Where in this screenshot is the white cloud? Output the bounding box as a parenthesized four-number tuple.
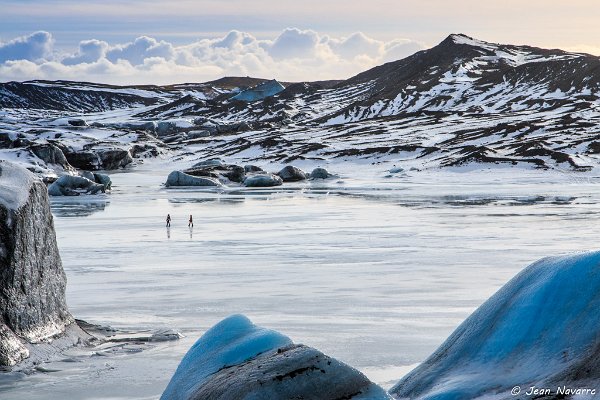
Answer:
(0, 29, 426, 85)
(63, 39, 108, 65)
(0, 31, 54, 63)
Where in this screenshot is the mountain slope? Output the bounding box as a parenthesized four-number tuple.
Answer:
(2, 34, 600, 173)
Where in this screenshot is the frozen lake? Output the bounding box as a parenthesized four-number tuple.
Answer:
(3, 163, 600, 399)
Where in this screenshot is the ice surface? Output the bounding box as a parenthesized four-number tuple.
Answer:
(2, 160, 600, 398)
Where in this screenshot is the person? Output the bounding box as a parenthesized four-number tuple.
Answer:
(188, 214, 193, 228)
(166, 214, 171, 227)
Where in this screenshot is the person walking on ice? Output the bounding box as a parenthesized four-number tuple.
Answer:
(166, 214, 171, 227)
(188, 214, 193, 228)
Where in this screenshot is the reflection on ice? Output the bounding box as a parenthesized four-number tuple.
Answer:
(50, 197, 109, 217)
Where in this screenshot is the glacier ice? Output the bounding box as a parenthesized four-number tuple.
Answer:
(391, 251, 600, 399)
(161, 314, 391, 400)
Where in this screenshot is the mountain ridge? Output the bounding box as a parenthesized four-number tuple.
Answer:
(1, 33, 600, 173)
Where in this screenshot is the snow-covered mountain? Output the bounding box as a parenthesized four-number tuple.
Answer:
(2, 33, 600, 175)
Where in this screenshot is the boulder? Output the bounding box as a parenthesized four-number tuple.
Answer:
(309, 167, 332, 179)
(161, 315, 391, 400)
(48, 175, 106, 196)
(0, 161, 87, 366)
(243, 174, 283, 187)
(276, 165, 307, 182)
(165, 171, 222, 187)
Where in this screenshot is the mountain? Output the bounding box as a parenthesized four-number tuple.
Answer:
(2, 34, 600, 174)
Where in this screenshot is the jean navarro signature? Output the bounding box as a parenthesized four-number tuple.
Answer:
(523, 386, 596, 396)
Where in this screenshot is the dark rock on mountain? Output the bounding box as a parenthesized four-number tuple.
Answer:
(0, 81, 161, 112)
(0, 161, 89, 366)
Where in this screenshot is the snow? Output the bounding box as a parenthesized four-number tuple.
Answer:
(0, 160, 35, 211)
(392, 251, 600, 399)
(160, 314, 292, 400)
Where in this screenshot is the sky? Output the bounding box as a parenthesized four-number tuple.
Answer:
(0, 0, 599, 85)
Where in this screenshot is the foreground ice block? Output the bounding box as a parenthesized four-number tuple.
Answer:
(391, 251, 600, 399)
(0, 161, 88, 366)
(161, 314, 391, 400)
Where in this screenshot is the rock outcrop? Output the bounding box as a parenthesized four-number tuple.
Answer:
(0, 161, 87, 366)
(161, 315, 391, 400)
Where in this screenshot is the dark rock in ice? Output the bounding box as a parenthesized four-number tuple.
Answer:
(0, 161, 88, 366)
(80, 171, 112, 191)
(156, 121, 177, 136)
(184, 160, 246, 184)
(63, 150, 97, 170)
(191, 158, 224, 168)
(92, 173, 111, 190)
(244, 164, 265, 173)
(309, 167, 332, 179)
(243, 173, 283, 187)
(223, 165, 245, 183)
(277, 165, 307, 182)
(29, 143, 73, 171)
(64, 148, 132, 170)
(97, 148, 133, 170)
(130, 143, 160, 158)
(67, 119, 88, 127)
(161, 315, 390, 400)
(186, 130, 210, 140)
(47, 175, 106, 196)
(165, 171, 222, 187)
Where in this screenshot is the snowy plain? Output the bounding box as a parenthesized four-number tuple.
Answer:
(2, 159, 600, 399)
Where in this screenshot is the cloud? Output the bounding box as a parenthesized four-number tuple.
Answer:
(106, 36, 174, 65)
(0, 31, 54, 63)
(63, 39, 108, 65)
(0, 29, 426, 85)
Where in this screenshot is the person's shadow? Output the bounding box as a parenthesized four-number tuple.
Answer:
(189, 226, 193, 239)
(166, 226, 171, 239)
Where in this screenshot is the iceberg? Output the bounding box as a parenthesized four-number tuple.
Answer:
(161, 314, 391, 400)
(391, 251, 600, 399)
